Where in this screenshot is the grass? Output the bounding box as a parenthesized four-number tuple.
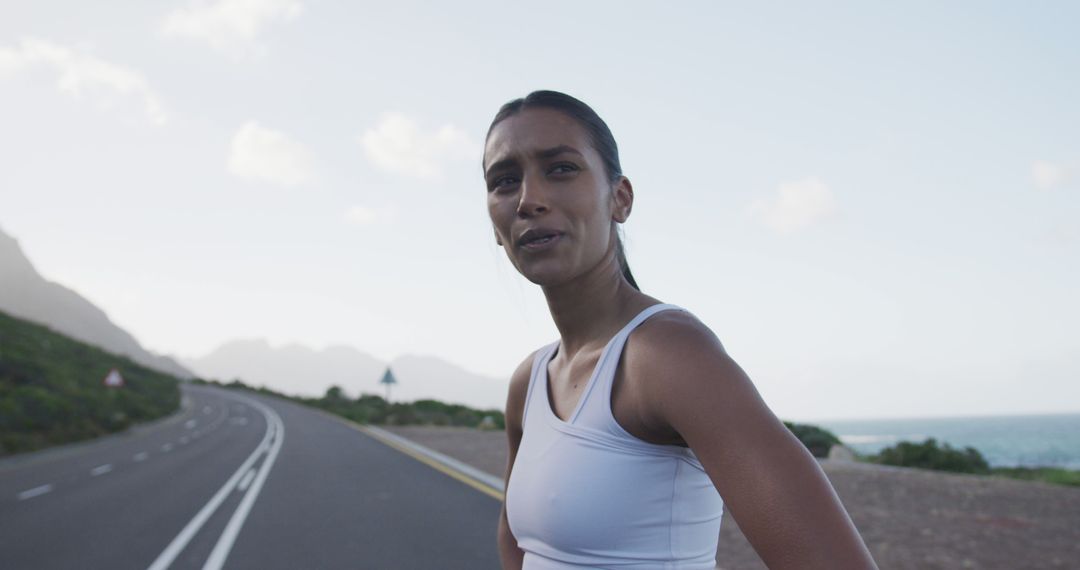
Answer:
(0, 309, 181, 456)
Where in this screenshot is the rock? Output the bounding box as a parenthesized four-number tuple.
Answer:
(828, 443, 858, 462)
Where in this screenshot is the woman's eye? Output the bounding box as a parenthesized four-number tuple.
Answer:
(490, 175, 519, 192)
(548, 163, 579, 176)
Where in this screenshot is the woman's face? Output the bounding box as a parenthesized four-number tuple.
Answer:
(484, 107, 631, 286)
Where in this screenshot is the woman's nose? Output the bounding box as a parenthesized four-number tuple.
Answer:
(516, 175, 549, 218)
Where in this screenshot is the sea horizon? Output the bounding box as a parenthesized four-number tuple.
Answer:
(809, 412, 1080, 469)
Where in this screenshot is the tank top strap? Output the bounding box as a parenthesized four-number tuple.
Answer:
(522, 340, 560, 429)
(575, 303, 685, 434)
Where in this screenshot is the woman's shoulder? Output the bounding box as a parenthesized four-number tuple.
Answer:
(622, 306, 743, 404)
(628, 306, 728, 364)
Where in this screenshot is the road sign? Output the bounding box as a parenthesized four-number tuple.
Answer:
(379, 368, 397, 402)
(103, 368, 125, 388)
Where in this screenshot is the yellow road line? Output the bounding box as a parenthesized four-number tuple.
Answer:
(324, 412, 504, 501)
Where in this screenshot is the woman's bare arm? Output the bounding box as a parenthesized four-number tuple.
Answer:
(498, 352, 534, 570)
(630, 317, 877, 569)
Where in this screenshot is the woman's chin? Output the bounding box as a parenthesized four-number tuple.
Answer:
(517, 264, 572, 287)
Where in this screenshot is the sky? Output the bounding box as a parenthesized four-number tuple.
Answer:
(1, 1, 1077, 421)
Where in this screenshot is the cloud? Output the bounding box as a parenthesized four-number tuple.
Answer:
(228, 121, 314, 186)
(359, 112, 478, 181)
(1032, 159, 1073, 190)
(747, 177, 836, 233)
(0, 37, 167, 125)
(161, 0, 303, 58)
(344, 205, 396, 226)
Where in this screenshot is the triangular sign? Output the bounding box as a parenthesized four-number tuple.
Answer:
(103, 368, 125, 388)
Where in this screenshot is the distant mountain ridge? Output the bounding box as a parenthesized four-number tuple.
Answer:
(0, 227, 193, 379)
(184, 340, 508, 410)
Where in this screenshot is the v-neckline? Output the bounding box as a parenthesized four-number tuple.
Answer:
(541, 304, 668, 426)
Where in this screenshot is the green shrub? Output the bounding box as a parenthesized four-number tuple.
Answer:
(209, 378, 507, 430)
(783, 421, 842, 458)
(872, 437, 990, 474)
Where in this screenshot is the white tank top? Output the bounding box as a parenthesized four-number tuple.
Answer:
(506, 303, 724, 569)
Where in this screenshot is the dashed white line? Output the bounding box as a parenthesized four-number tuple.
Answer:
(185, 419, 198, 429)
(203, 406, 212, 415)
(179, 436, 190, 445)
(133, 452, 149, 462)
(17, 484, 53, 501)
(162, 443, 174, 452)
(90, 464, 113, 477)
(237, 468, 257, 492)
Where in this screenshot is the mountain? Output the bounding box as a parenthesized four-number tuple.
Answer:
(184, 340, 508, 410)
(0, 227, 193, 379)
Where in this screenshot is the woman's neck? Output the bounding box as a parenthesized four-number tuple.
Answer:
(541, 254, 658, 358)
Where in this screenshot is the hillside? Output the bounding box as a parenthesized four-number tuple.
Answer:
(0, 309, 181, 456)
(0, 227, 192, 379)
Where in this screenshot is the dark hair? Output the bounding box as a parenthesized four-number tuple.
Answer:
(486, 90, 639, 290)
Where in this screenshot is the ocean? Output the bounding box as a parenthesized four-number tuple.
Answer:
(814, 413, 1080, 469)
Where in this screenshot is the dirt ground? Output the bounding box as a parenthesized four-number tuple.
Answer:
(385, 425, 1080, 570)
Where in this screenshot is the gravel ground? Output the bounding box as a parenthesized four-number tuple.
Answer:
(384, 425, 1080, 570)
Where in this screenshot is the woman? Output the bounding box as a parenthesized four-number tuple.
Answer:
(485, 90, 877, 570)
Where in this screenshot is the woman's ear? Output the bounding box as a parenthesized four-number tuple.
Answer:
(611, 176, 634, 223)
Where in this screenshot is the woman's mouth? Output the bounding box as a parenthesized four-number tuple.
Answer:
(517, 230, 564, 251)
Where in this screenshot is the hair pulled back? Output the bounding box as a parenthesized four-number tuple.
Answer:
(485, 90, 639, 291)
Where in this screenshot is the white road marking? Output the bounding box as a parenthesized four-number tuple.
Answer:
(146, 396, 282, 570)
(203, 406, 212, 415)
(133, 452, 149, 462)
(17, 484, 53, 501)
(179, 436, 190, 445)
(185, 419, 198, 429)
(237, 468, 256, 492)
(90, 464, 113, 477)
(161, 443, 174, 452)
(202, 410, 284, 570)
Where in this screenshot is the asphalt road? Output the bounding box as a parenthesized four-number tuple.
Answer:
(0, 384, 502, 569)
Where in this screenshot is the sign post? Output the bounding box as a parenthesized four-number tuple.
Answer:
(379, 367, 397, 402)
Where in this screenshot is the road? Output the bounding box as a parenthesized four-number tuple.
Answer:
(0, 384, 502, 569)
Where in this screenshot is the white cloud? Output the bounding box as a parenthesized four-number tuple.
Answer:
(344, 205, 396, 226)
(747, 177, 836, 233)
(161, 0, 303, 58)
(1032, 159, 1072, 190)
(228, 121, 314, 186)
(0, 37, 167, 125)
(359, 112, 478, 181)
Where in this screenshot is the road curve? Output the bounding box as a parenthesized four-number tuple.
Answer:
(0, 383, 502, 569)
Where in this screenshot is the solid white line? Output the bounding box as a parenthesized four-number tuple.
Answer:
(202, 408, 283, 570)
(145, 395, 278, 570)
(17, 484, 53, 501)
(237, 468, 257, 492)
(90, 464, 113, 477)
(134, 452, 149, 462)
